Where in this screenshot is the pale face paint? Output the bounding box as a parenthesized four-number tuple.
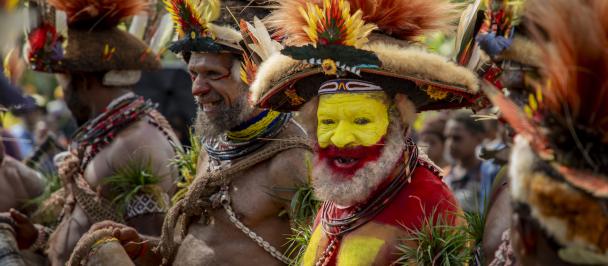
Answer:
(317, 92, 390, 148)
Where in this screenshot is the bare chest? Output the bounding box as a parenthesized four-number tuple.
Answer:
(198, 152, 286, 224)
(172, 154, 293, 265)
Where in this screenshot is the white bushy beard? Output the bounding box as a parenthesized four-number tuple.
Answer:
(312, 112, 406, 207)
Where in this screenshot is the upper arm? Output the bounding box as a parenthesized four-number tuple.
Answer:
(108, 121, 180, 194)
(105, 122, 179, 233)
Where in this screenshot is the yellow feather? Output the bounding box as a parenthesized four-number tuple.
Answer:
(299, 0, 376, 47)
(196, 0, 220, 23)
(529, 93, 538, 111)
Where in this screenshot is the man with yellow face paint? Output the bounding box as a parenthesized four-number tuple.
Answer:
(252, 0, 482, 264)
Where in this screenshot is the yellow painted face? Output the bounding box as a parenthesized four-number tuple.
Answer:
(317, 93, 390, 148)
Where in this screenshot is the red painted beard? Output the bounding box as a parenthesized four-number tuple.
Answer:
(316, 139, 385, 177)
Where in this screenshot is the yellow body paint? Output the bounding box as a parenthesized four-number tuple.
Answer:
(303, 226, 324, 266)
(317, 93, 390, 148)
(337, 236, 385, 265)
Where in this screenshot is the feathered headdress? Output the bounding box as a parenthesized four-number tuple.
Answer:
(26, 0, 160, 75)
(475, 0, 538, 63)
(163, 0, 242, 57)
(252, 0, 480, 112)
(456, 0, 539, 107)
(239, 17, 282, 85)
(485, 0, 608, 197)
(27, 23, 65, 72)
(492, 1, 608, 263)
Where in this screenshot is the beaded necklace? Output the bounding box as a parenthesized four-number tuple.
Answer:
(203, 110, 292, 161)
(72, 93, 156, 170)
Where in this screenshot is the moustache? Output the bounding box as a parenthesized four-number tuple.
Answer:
(316, 139, 385, 176)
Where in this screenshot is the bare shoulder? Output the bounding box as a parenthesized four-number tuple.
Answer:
(1, 156, 44, 197)
(107, 119, 176, 163)
(103, 118, 179, 193)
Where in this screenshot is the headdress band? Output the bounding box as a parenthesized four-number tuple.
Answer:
(319, 79, 383, 95)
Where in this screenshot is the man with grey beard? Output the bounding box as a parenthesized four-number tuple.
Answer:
(248, 0, 483, 264)
(81, 2, 313, 265)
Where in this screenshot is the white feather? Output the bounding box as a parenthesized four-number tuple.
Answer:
(246, 17, 282, 60)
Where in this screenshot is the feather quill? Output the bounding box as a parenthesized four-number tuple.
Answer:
(242, 17, 282, 60)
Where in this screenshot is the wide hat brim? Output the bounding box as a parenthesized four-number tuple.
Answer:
(251, 39, 480, 112)
(167, 24, 244, 62)
(56, 27, 160, 73)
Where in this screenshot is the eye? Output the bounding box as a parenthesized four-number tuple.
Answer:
(208, 71, 228, 80)
(189, 71, 197, 81)
(354, 117, 371, 125)
(321, 119, 335, 125)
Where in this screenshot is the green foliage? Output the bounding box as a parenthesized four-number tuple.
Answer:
(104, 159, 162, 216)
(170, 129, 200, 204)
(290, 183, 321, 225)
(396, 208, 474, 266)
(465, 209, 487, 247)
(284, 222, 314, 266)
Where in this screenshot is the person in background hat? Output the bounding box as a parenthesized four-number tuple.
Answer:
(482, 0, 608, 265)
(80, 0, 313, 265)
(2, 0, 181, 265)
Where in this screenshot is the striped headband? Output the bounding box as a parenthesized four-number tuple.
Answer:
(318, 79, 383, 95)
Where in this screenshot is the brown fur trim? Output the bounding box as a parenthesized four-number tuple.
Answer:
(363, 41, 479, 93)
(510, 137, 608, 253)
(527, 171, 608, 253)
(496, 36, 541, 67)
(61, 28, 159, 72)
(250, 53, 299, 103)
(251, 43, 479, 109)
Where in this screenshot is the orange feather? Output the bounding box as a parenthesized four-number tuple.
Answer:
(348, 0, 461, 40)
(48, 0, 148, 29)
(527, 0, 608, 142)
(267, 0, 460, 44)
(265, 0, 321, 45)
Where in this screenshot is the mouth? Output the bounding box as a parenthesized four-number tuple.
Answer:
(199, 99, 224, 112)
(316, 141, 385, 176)
(332, 156, 360, 169)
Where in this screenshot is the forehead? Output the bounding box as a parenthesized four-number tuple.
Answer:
(317, 93, 389, 119)
(318, 92, 387, 106)
(188, 52, 235, 70)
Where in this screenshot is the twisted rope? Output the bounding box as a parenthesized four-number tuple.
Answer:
(66, 228, 116, 266)
(156, 137, 311, 264)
